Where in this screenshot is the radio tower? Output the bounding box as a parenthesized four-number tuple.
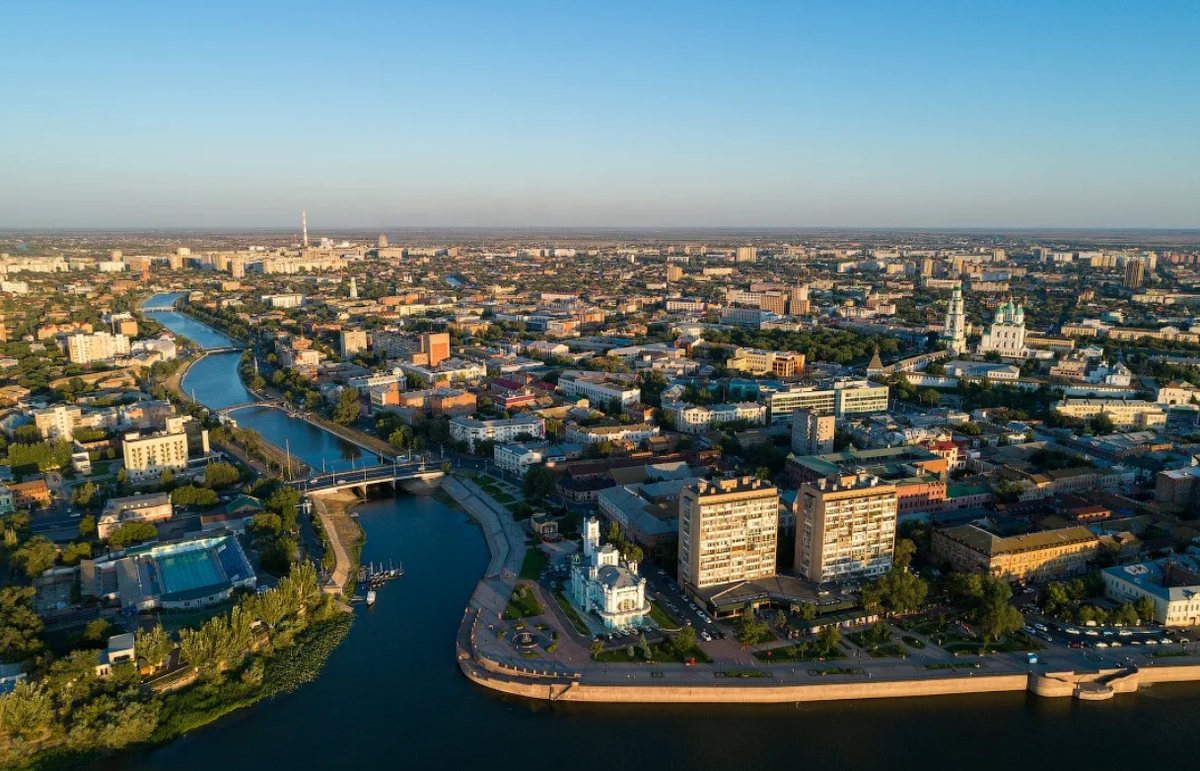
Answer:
(302, 207, 309, 248)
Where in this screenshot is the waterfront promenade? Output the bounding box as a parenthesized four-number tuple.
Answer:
(448, 475, 1200, 704)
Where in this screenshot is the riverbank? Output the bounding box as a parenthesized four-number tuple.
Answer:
(447, 478, 1200, 705)
(309, 491, 364, 595)
(6, 584, 353, 771)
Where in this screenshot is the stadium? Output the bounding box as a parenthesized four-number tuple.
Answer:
(81, 532, 256, 612)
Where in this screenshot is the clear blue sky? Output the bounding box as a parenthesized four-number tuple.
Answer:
(2, 0, 1197, 229)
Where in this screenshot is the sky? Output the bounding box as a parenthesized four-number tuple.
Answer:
(1, 0, 1198, 229)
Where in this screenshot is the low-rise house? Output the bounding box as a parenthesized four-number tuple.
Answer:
(98, 493, 173, 538)
(1103, 556, 1200, 627)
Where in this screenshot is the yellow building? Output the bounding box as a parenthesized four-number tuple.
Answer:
(1052, 398, 1166, 428)
(931, 524, 1100, 581)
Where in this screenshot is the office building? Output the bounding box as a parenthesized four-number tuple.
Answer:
(122, 416, 207, 483)
(98, 493, 173, 538)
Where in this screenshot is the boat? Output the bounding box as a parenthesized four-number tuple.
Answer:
(366, 590, 377, 606)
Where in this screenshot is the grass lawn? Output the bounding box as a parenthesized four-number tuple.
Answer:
(901, 636, 926, 649)
(808, 667, 864, 676)
(503, 584, 545, 620)
(944, 633, 1041, 654)
(755, 644, 846, 662)
(719, 670, 768, 678)
(930, 631, 975, 646)
(866, 642, 908, 658)
(552, 589, 591, 636)
(647, 601, 682, 630)
(518, 548, 550, 580)
(594, 640, 712, 664)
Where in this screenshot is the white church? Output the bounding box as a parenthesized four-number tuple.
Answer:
(978, 299, 1027, 357)
(570, 518, 650, 630)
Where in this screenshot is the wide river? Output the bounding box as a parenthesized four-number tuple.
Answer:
(111, 294, 1200, 771)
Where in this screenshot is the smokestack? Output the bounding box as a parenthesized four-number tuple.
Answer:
(302, 208, 309, 248)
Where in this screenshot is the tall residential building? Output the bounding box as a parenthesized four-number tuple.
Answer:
(941, 282, 968, 355)
(340, 329, 368, 357)
(978, 299, 1026, 356)
(666, 264, 683, 282)
(1124, 260, 1146, 289)
(122, 416, 206, 483)
(789, 283, 811, 315)
(67, 332, 131, 364)
(416, 332, 450, 368)
(735, 246, 758, 263)
(678, 477, 778, 592)
(796, 474, 898, 582)
(791, 408, 835, 455)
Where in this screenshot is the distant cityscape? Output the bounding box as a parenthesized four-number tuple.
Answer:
(5, 222, 1200, 765)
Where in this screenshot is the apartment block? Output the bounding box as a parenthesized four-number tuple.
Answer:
(678, 477, 778, 592)
(796, 474, 898, 582)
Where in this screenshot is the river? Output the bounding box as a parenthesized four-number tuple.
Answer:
(117, 294, 1200, 771)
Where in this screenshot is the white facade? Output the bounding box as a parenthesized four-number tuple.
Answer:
(570, 518, 649, 629)
(978, 300, 1026, 356)
(665, 399, 767, 434)
(493, 442, 546, 476)
(557, 376, 641, 408)
(449, 415, 545, 449)
(67, 332, 131, 364)
(941, 282, 968, 355)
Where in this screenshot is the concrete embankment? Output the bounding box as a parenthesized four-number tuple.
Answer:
(446, 474, 1200, 705)
(441, 476, 524, 579)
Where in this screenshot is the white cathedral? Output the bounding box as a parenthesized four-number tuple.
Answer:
(570, 518, 650, 629)
(978, 299, 1027, 357)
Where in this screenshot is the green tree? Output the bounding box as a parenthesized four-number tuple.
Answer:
(522, 465, 558, 501)
(79, 514, 97, 538)
(817, 625, 841, 656)
(135, 624, 173, 671)
(918, 388, 941, 407)
(71, 481, 98, 508)
(893, 538, 916, 570)
(974, 575, 1024, 645)
(388, 427, 413, 451)
(203, 461, 241, 489)
(0, 680, 53, 741)
(1041, 581, 1070, 616)
(332, 388, 362, 426)
(868, 569, 929, 615)
(0, 587, 44, 663)
(1134, 596, 1157, 624)
(736, 606, 770, 647)
(670, 626, 696, 657)
(12, 536, 57, 579)
(107, 521, 158, 550)
(589, 639, 604, 658)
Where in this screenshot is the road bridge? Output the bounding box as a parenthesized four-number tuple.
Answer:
(292, 461, 445, 496)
